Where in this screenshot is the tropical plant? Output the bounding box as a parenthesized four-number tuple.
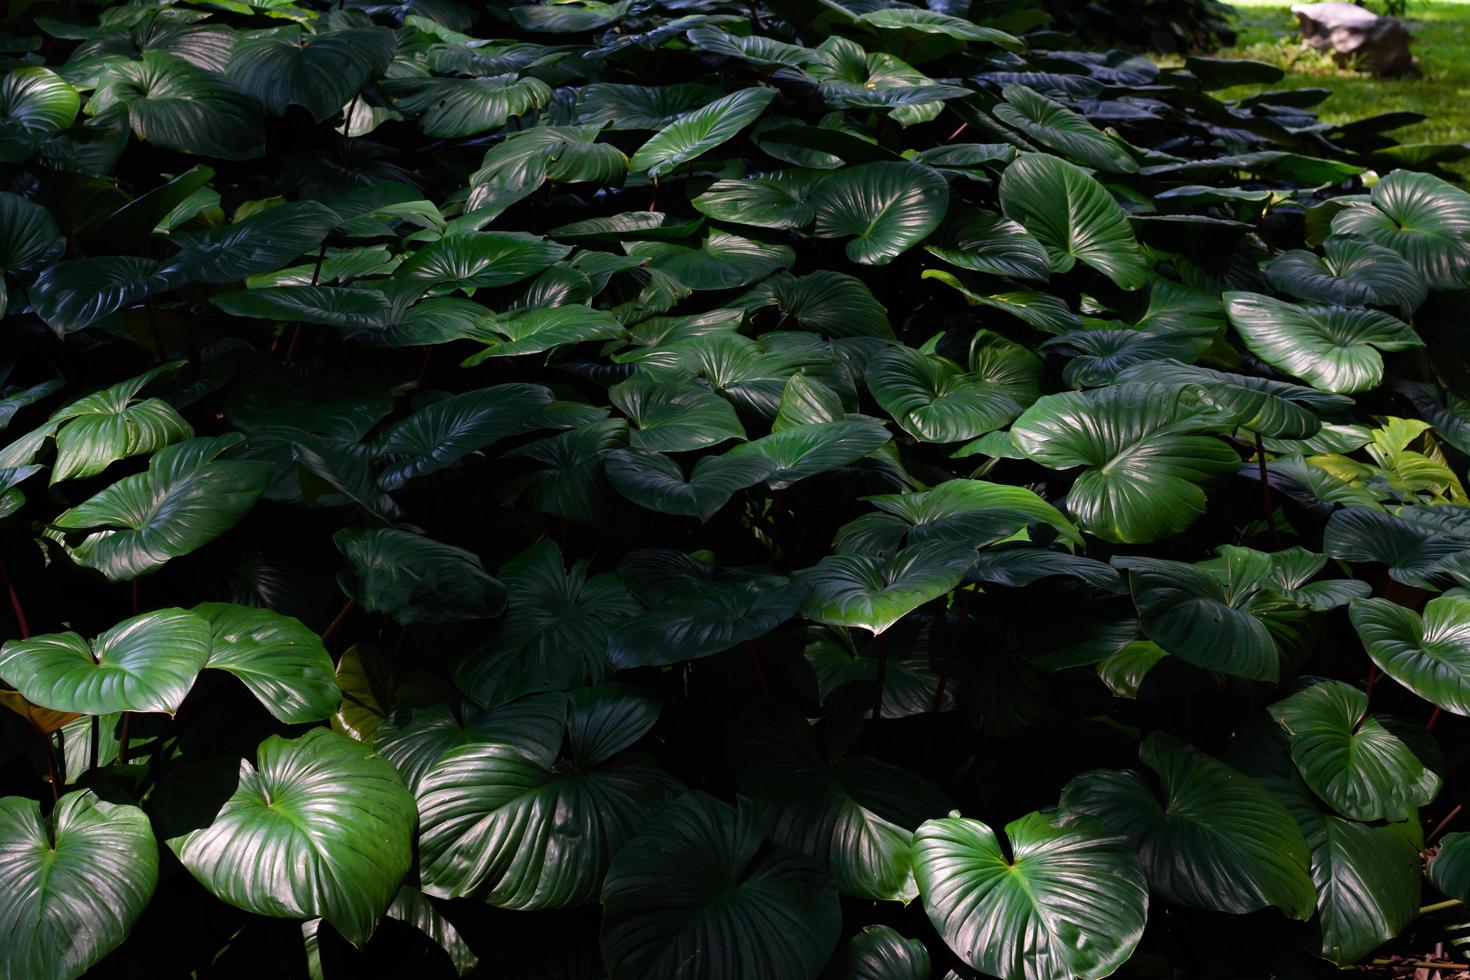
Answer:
(3, 1, 1470, 978)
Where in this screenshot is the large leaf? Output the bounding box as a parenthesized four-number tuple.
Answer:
(809, 161, 949, 265)
(1061, 731, 1315, 919)
(0, 790, 157, 980)
(195, 602, 339, 724)
(161, 201, 339, 284)
(796, 541, 976, 634)
(843, 926, 931, 980)
(394, 232, 570, 290)
(44, 362, 192, 483)
(90, 51, 264, 160)
(373, 383, 554, 489)
(226, 26, 396, 120)
(998, 152, 1147, 290)
(912, 810, 1147, 980)
(1010, 383, 1239, 543)
(1223, 292, 1422, 394)
(865, 343, 1031, 443)
(924, 207, 1051, 282)
(605, 448, 772, 521)
(610, 375, 745, 452)
(452, 538, 639, 707)
(1330, 170, 1470, 289)
(416, 685, 676, 908)
(729, 702, 952, 902)
(1350, 595, 1470, 716)
(334, 528, 505, 625)
(993, 85, 1137, 172)
(600, 791, 841, 980)
(0, 608, 210, 715)
(166, 728, 416, 946)
(1268, 678, 1440, 820)
(51, 434, 272, 581)
(628, 87, 775, 177)
(1264, 235, 1426, 313)
(382, 74, 553, 138)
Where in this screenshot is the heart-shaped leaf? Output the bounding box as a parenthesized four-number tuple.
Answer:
(0, 608, 210, 715)
(810, 161, 949, 265)
(600, 791, 841, 980)
(1351, 595, 1470, 716)
(628, 87, 775, 177)
(166, 728, 416, 946)
(227, 26, 396, 120)
(0, 790, 157, 980)
(913, 809, 1147, 980)
(993, 85, 1137, 173)
(195, 602, 339, 725)
(797, 541, 976, 634)
(334, 528, 505, 625)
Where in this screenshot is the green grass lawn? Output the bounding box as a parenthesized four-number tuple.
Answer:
(1214, 0, 1470, 173)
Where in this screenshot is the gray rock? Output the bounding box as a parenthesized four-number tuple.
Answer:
(1291, 2, 1416, 76)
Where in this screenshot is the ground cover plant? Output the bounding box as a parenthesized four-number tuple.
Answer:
(8, 0, 1470, 978)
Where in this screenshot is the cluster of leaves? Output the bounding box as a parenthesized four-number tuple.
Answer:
(1036, 0, 1238, 55)
(6, 0, 1470, 978)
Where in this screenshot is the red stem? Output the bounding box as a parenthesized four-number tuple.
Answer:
(321, 598, 356, 645)
(746, 641, 770, 697)
(1367, 664, 1381, 699)
(1429, 707, 1443, 730)
(0, 560, 29, 639)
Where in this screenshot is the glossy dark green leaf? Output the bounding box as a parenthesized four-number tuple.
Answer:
(0, 608, 209, 715)
(913, 810, 1147, 980)
(1061, 731, 1315, 918)
(600, 792, 841, 980)
(51, 435, 272, 581)
(167, 728, 416, 946)
(383, 75, 553, 138)
(195, 602, 339, 725)
(797, 541, 975, 634)
(999, 153, 1147, 290)
(994, 84, 1137, 173)
(1351, 595, 1470, 715)
(866, 343, 1031, 443)
(0, 790, 157, 980)
(1264, 235, 1426, 313)
(924, 207, 1051, 282)
(90, 51, 264, 160)
(227, 27, 396, 120)
(843, 925, 931, 980)
(373, 383, 554, 489)
(1330, 170, 1470, 289)
(1268, 678, 1441, 820)
(810, 161, 949, 265)
(334, 528, 505, 625)
(1011, 383, 1238, 543)
(629, 87, 775, 177)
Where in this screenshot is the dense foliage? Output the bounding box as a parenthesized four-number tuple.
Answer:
(6, 0, 1470, 978)
(1037, 0, 1238, 55)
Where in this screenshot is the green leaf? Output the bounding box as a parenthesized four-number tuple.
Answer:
(609, 557, 803, 668)
(994, 85, 1137, 173)
(809, 161, 949, 265)
(577, 82, 721, 130)
(841, 478, 1079, 555)
(843, 925, 931, 980)
(626, 231, 795, 291)
(417, 685, 676, 908)
(0, 192, 63, 277)
(1268, 678, 1441, 821)
(739, 271, 893, 339)
(166, 728, 416, 946)
(999, 152, 1147, 289)
(29, 256, 182, 334)
(1429, 832, 1470, 909)
(0, 790, 157, 980)
(605, 448, 772, 521)
(1061, 731, 1315, 919)
(90, 51, 264, 160)
(1010, 384, 1239, 543)
(385, 887, 478, 977)
(45, 362, 192, 483)
(1351, 595, 1470, 716)
(373, 383, 555, 490)
(334, 528, 505, 625)
(729, 702, 952, 901)
(865, 343, 1031, 443)
(452, 538, 639, 707)
(629, 87, 775, 177)
(723, 416, 892, 489)
(1325, 507, 1467, 589)
(0, 66, 79, 141)
(1264, 235, 1426, 313)
(394, 231, 570, 290)
(1113, 552, 1285, 682)
(1330, 170, 1470, 289)
(691, 171, 820, 229)
(0, 608, 210, 715)
(600, 791, 841, 980)
(924, 207, 1051, 282)
(1224, 292, 1422, 394)
(797, 541, 975, 634)
(610, 375, 745, 452)
(51, 435, 272, 582)
(195, 602, 339, 725)
(857, 8, 1022, 49)
(162, 201, 339, 284)
(227, 26, 396, 120)
(382, 74, 554, 138)
(1116, 359, 1348, 440)
(210, 286, 393, 328)
(461, 306, 625, 362)
(913, 810, 1147, 980)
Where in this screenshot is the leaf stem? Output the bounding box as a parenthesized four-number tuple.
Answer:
(1429, 803, 1462, 844)
(1254, 432, 1282, 549)
(1419, 898, 1463, 915)
(0, 559, 30, 638)
(746, 641, 770, 697)
(117, 713, 131, 764)
(321, 597, 356, 645)
(43, 731, 61, 806)
(873, 632, 888, 720)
